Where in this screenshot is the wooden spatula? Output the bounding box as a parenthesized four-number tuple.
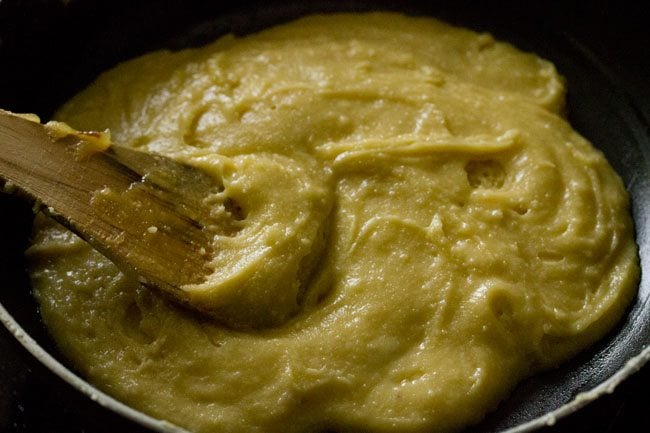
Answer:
(0, 110, 220, 310)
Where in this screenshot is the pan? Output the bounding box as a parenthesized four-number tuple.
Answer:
(1, 1, 649, 432)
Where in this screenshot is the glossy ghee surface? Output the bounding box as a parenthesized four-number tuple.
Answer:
(28, 13, 639, 433)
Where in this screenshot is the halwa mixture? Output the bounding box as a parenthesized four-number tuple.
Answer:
(27, 13, 639, 433)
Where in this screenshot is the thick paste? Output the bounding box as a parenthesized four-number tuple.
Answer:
(28, 13, 639, 433)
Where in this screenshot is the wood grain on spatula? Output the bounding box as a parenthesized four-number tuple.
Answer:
(0, 110, 218, 306)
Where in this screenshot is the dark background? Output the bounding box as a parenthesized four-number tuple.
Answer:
(1, 1, 649, 432)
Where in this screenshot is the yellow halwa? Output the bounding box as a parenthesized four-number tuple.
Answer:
(28, 13, 638, 433)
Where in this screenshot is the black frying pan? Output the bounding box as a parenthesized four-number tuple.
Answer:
(1, 1, 649, 432)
